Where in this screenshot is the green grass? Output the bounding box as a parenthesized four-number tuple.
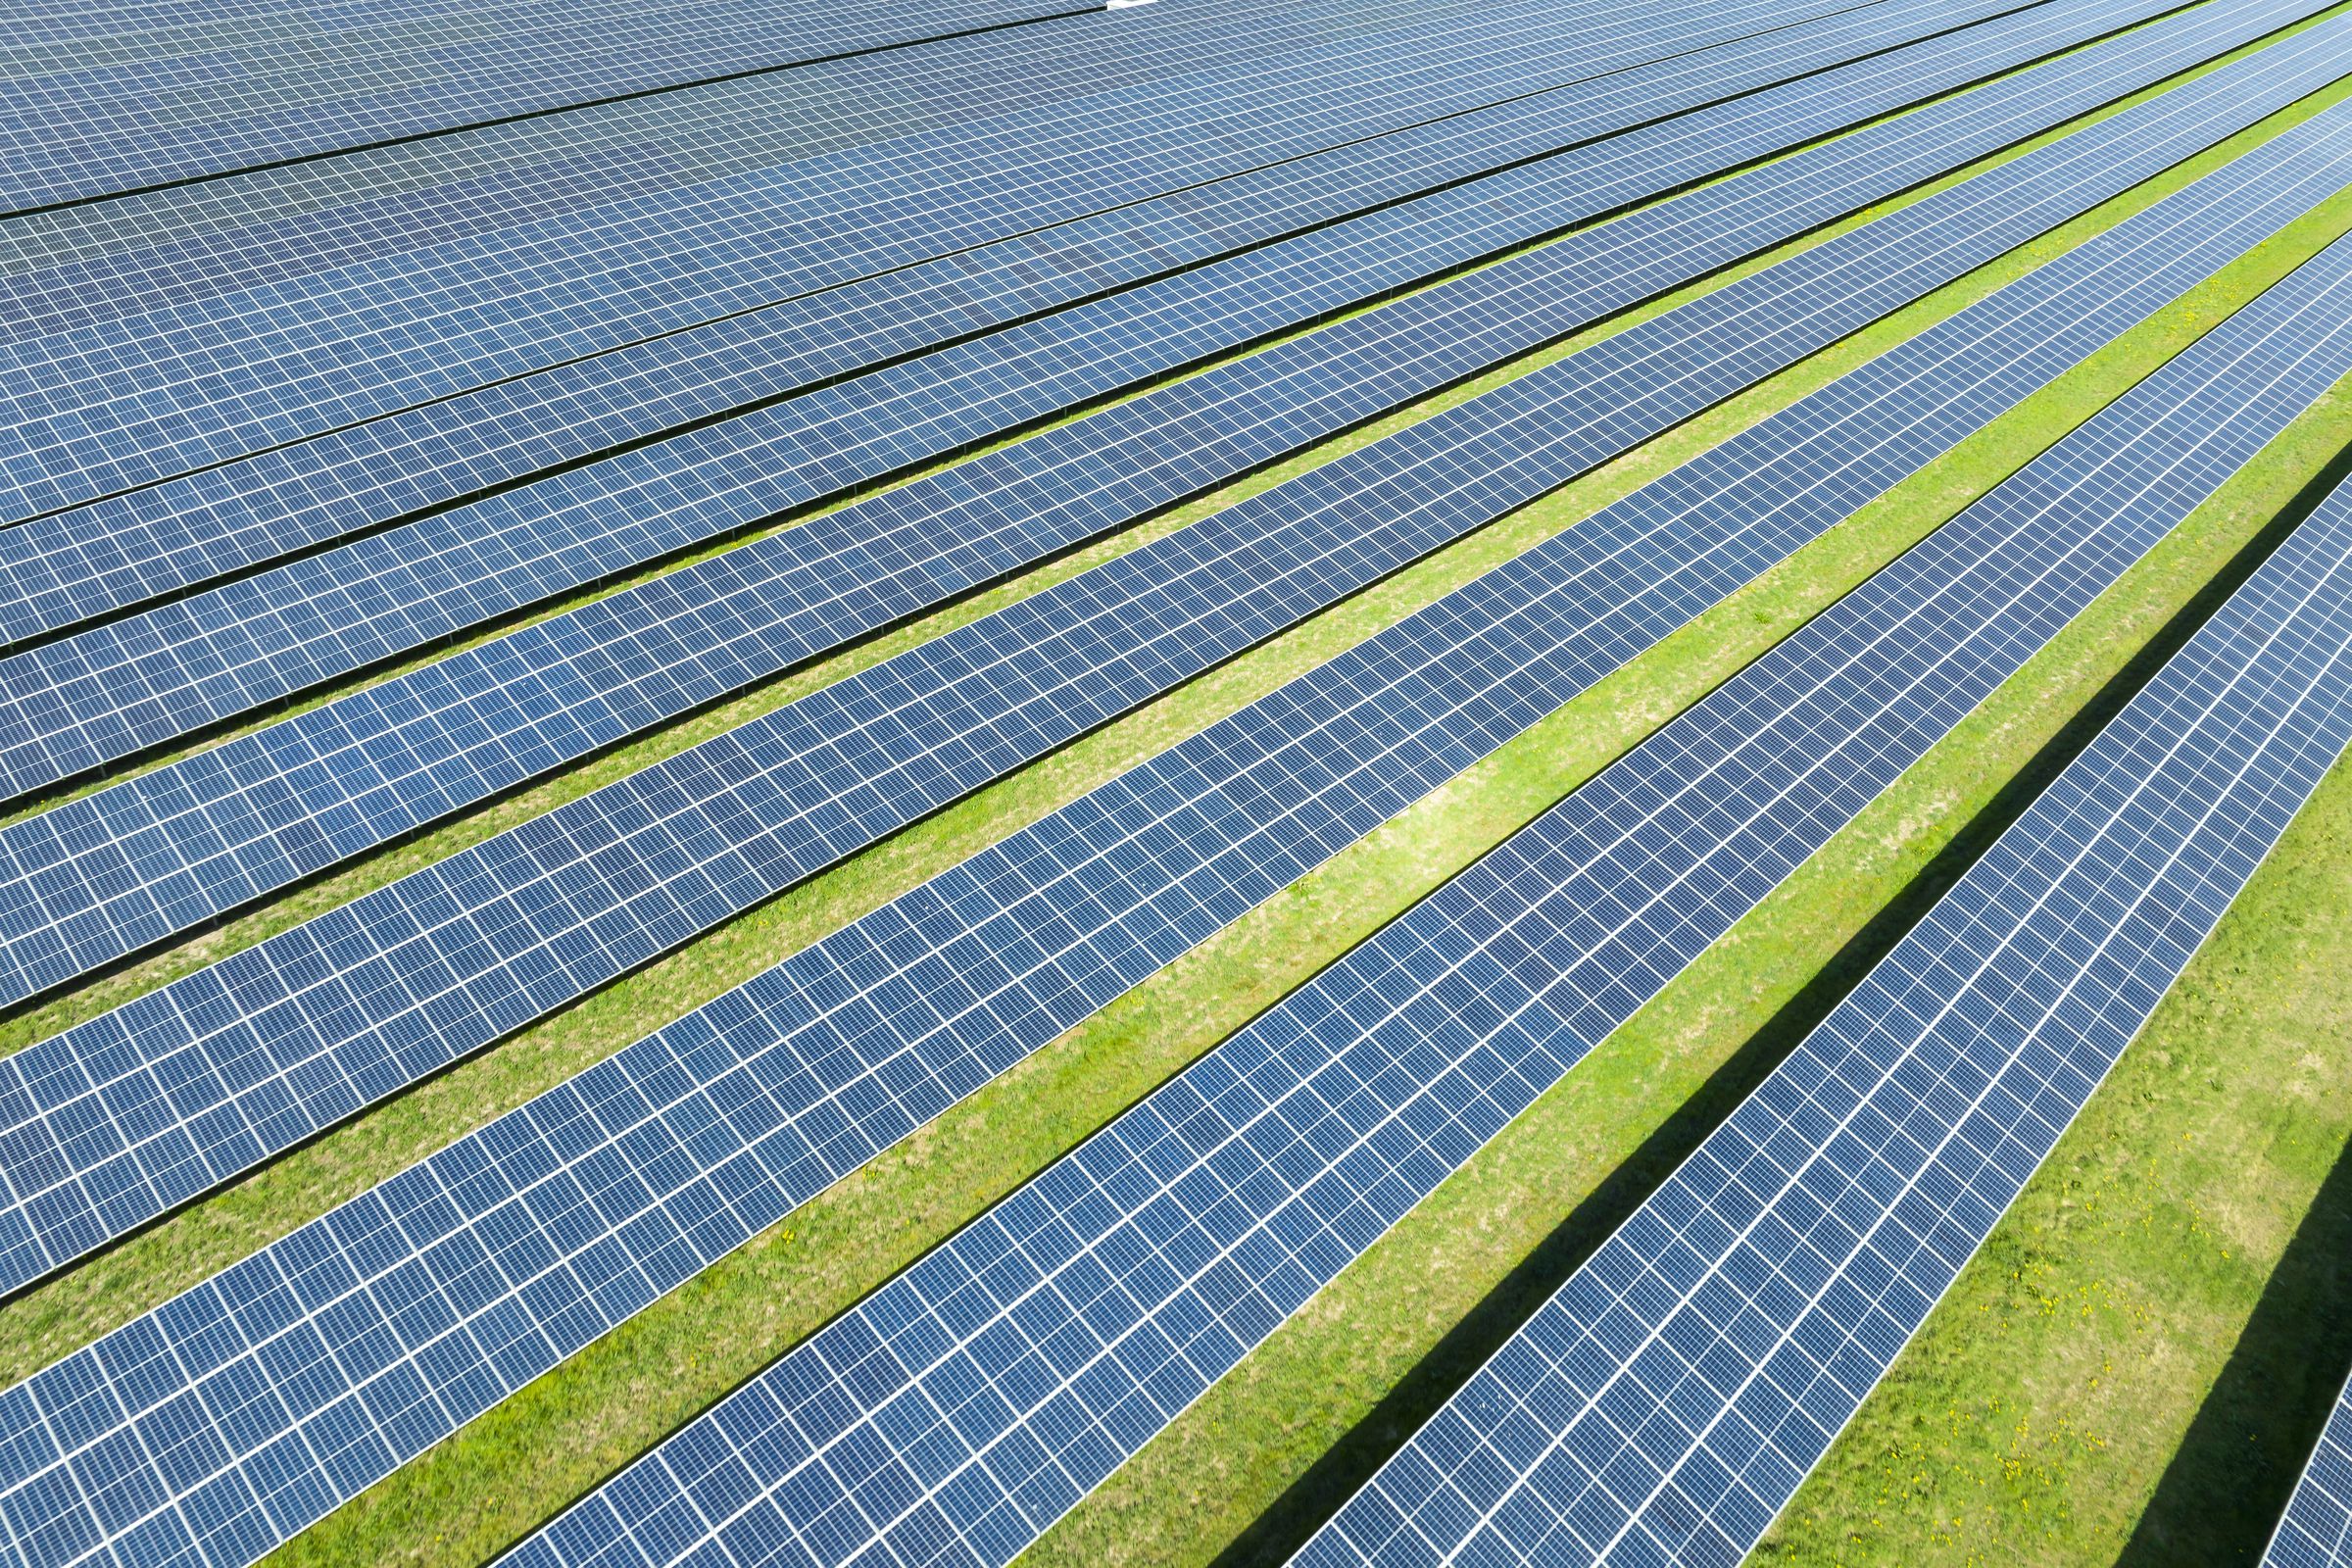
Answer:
(3, 19, 2348, 1568)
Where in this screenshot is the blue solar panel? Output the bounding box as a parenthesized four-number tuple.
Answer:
(0, 0, 2233, 992)
(9, 80, 2349, 1568)
(0, 0, 2201, 802)
(0, 17, 2322, 1300)
(1294, 274, 2352, 1568)
(0, 0, 1736, 519)
(0, 0, 1101, 212)
(0, 0, 2054, 641)
(2269, 1370, 2352, 1566)
(485, 181, 2352, 1568)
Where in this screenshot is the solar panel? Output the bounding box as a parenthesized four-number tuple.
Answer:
(0, 0, 1101, 211)
(0, 0, 1739, 518)
(0, 0, 2316, 812)
(0, 0, 2056, 639)
(12, 87, 2350, 1568)
(0, 0, 2235, 998)
(0, 13, 2321, 1298)
(1294, 272, 2352, 1568)
(489, 185, 2352, 1568)
(2268, 1369, 2352, 1566)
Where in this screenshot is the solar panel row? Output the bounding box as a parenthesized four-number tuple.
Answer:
(2269, 1370, 2352, 1566)
(496, 158, 2352, 1568)
(0, 0, 1099, 213)
(1293, 275, 2352, 1568)
(0, 0, 2252, 1005)
(2, 82, 2342, 1568)
(1, 17, 2314, 1297)
(0, 0, 1748, 516)
(0, 0, 2056, 641)
(0, 0, 2214, 807)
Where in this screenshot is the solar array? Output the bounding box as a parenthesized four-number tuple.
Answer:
(0, 0, 2188, 789)
(2269, 1370, 2352, 1566)
(2, 18, 2327, 1302)
(495, 149, 2352, 1568)
(0, 0, 2327, 1019)
(0, 0, 2057, 645)
(5, 2, 2350, 1567)
(6, 78, 2350, 1568)
(1292, 263, 2352, 1568)
(0, 0, 1469, 404)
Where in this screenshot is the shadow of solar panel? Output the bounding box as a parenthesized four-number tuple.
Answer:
(0, 0, 2318, 1014)
(3, 88, 2349, 1568)
(0, 0, 2051, 640)
(0, 15, 2338, 1302)
(1298, 289, 2352, 1568)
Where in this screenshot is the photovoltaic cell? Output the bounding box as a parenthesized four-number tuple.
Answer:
(0, 0, 2314, 810)
(2268, 1370, 2352, 1566)
(0, 0, 1762, 514)
(0, 92, 2343, 1568)
(0, 0, 1098, 212)
(1293, 287, 2352, 1568)
(0, 0, 2053, 636)
(0, 18, 2320, 1294)
(0, 0, 2232, 991)
(494, 178, 2352, 1568)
